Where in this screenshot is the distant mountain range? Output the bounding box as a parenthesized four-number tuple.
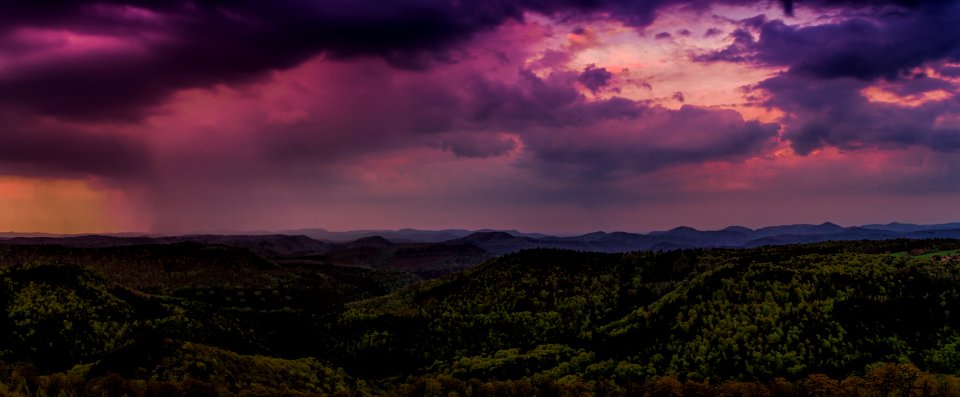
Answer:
(279, 222, 960, 247)
(6, 222, 960, 252)
(275, 227, 550, 243)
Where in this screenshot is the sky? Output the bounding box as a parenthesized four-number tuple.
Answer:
(1, 0, 960, 234)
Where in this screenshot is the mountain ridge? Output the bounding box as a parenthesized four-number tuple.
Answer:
(4, 222, 960, 279)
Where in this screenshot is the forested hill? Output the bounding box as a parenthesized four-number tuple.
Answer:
(329, 240, 960, 379)
(2, 239, 960, 395)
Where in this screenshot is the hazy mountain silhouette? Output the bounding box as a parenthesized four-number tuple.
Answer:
(5, 222, 960, 276)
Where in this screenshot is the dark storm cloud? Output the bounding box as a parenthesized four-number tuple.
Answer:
(698, 1, 960, 80)
(0, 0, 522, 120)
(0, 0, 836, 122)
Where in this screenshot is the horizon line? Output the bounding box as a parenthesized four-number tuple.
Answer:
(4, 219, 960, 238)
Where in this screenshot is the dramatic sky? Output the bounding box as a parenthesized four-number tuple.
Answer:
(2, 0, 960, 234)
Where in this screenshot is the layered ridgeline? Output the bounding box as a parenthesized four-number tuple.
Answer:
(1, 239, 960, 395)
(7, 221, 960, 280)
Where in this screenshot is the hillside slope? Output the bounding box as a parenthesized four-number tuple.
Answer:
(329, 240, 960, 383)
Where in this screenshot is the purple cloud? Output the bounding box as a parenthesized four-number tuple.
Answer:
(695, 29, 755, 63)
(577, 64, 615, 94)
(447, 68, 779, 179)
(523, 105, 779, 179)
(437, 132, 518, 158)
(698, 2, 960, 80)
(758, 72, 960, 154)
(231, 60, 778, 183)
(690, 1, 960, 155)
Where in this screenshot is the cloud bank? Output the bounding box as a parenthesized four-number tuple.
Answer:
(0, 0, 958, 232)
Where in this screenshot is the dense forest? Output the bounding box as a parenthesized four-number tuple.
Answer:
(1, 239, 960, 395)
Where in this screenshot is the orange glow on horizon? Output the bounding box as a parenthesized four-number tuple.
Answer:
(0, 177, 135, 234)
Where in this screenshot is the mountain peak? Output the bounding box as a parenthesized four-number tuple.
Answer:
(345, 235, 394, 249)
(815, 222, 843, 231)
(461, 231, 517, 241)
(649, 226, 700, 236)
(582, 231, 609, 237)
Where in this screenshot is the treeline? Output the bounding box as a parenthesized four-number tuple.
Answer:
(391, 363, 955, 396)
(1, 362, 954, 397)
